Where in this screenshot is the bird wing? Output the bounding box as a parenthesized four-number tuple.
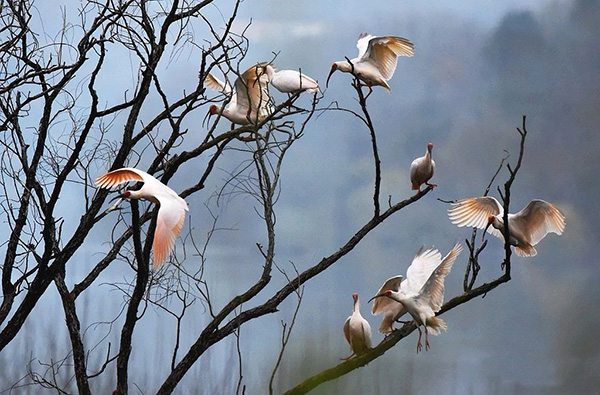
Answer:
(343, 316, 351, 345)
(418, 244, 463, 312)
(204, 73, 232, 94)
(152, 187, 187, 268)
(371, 275, 403, 314)
(205, 73, 236, 106)
(511, 200, 566, 246)
(362, 36, 415, 80)
(234, 63, 272, 117)
(356, 32, 376, 58)
(405, 246, 442, 295)
(361, 317, 373, 349)
(447, 196, 504, 238)
(95, 167, 148, 189)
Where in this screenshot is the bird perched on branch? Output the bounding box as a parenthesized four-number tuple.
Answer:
(343, 293, 372, 359)
(263, 64, 319, 94)
(96, 167, 188, 268)
(204, 63, 274, 126)
(370, 244, 462, 352)
(326, 33, 414, 96)
(447, 197, 565, 257)
(410, 142, 436, 193)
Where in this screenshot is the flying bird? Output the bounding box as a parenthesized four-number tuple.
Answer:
(263, 64, 319, 94)
(343, 293, 372, 359)
(326, 33, 414, 95)
(204, 63, 273, 126)
(447, 197, 565, 257)
(96, 167, 189, 268)
(371, 246, 443, 334)
(370, 244, 462, 352)
(410, 142, 436, 192)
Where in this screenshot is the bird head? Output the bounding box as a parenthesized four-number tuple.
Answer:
(482, 215, 496, 241)
(352, 292, 358, 302)
(368, 289, 393, 303)
(427, 142, 434, 152)
(202, 104, 219, 128)
(326, 63, 338, 88)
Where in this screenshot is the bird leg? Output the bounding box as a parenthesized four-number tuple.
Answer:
(415, 325, 423, 353)
(424, 326, 431, 351)
(426, 182, 437, 189)
(340, 353, 356, 361)
(362, 84, 374, 100)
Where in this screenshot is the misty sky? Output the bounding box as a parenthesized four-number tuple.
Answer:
(2, 0, 599, 394)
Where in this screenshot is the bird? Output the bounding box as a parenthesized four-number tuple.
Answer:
(370, 244, 462, 352)
(96, 167, 189, 268)
(343, 293, 372, 359)
(410, 142, 436, 192)
(371, 246, 443, 334)
(204, 63, 274, 126)
(447, 197, 565, 257)
(326, 33, 414, 96)
(263, 64, 319, 94)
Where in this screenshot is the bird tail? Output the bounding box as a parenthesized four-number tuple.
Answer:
(425, 317, 447, 336)
(514, 244, 537, 257)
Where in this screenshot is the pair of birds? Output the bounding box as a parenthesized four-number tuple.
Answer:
(344, 244, 462, 357)
(204, 32, 416, 126)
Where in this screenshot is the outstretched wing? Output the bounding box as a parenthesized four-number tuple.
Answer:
(234, 63, 272, 118)
(95, 167, 148, 189)
(448, 196, 504, 239)
(405, 246, 442, 295)
(152, 190, 187, 268)
(362, 36, 414, 80)
(418, 244, 463, 312)
(371, 275, 403, 314)
(512, 200, 565, 246)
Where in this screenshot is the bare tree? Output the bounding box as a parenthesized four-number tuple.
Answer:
(0, 0, 529, 393)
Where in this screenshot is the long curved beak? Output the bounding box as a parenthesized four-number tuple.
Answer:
(202, 109, 213, 128)
(326, 67, 336, 89)
(482, 221, 492, 242)
(368, 292, 386, 304)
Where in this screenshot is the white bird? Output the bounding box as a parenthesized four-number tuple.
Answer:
(410, 142, 436, 192)
(447, 197, 565, 257)
(204, 63, 273, 126)
(326, 33, 414, 95)
(263, 64, 319, 94)
(343, 293, 372, 359)
(371, 246, 443, 334)
(96, 167, 189, 268)
(370, 244, 462, 352)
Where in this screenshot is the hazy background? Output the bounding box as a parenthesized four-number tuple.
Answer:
(1, 0, 598, 394)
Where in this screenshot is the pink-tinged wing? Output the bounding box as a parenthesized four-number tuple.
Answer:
(364, 36, 415, 80)
(343, 316, 351, 346)
(448, 196, 504, 239)
(512, 200, 566, 246)
(152, 193, 187, 268)
(371, 275, 403, 315)
(419, 244, 463, 312)
(95, 167, 147, 189)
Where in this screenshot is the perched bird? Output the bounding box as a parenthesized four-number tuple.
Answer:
(371, 246, 443, 334)
(204, 63, 273, 126)
(326, 33, 414, 95)
(343, 293, 372, 359)
(410, 142, 436, 192)
(447, 197, 565, 257)
(370, 244, 462, 352)
(263, 64, 319, 94)
(96, 168, 189, 268)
